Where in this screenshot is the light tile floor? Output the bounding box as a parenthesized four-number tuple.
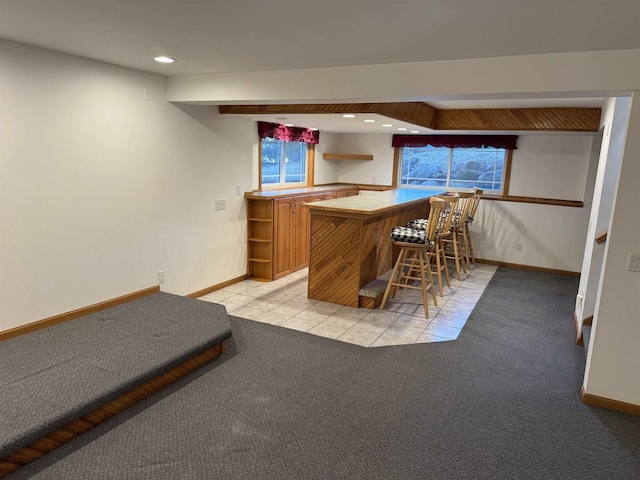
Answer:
(198, 262, 497, 347)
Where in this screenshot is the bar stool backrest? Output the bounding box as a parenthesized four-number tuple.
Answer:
(469, 187, 484, 221)
(435, 195, 459, 237)
(453, 192, 474, 228)
(425, 197, 446, 243)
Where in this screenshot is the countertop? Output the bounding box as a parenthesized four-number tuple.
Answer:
(245, 184, 358, 199)
(305, 188, 446, 217)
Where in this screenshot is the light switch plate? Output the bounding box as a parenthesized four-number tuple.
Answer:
(627, 252, 640, 272)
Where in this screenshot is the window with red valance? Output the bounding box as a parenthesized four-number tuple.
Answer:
(258, 121, 320, 144)
(258, 122, 318, 189)
(393, 135, 518, 195)
(392, 134, 517, 150)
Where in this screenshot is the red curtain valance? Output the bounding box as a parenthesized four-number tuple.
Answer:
(392, 134, 518, 150)
(258, 121, 320, 144)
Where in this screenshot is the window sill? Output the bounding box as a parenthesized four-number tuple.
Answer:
(482, 195, 583, 208)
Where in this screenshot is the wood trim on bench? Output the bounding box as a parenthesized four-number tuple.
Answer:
(186, 274, 248, 299)
(581, 386, 640, 417)
(475, 258, 580, 277)
(0, 340, 227, 478)
(0, 286, 160, 343)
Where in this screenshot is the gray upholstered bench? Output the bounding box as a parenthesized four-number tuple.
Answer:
(0, 292, 231, 477)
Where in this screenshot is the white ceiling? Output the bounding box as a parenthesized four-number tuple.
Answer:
(0, 0, 638, 76)
(1, 1, 632, 134)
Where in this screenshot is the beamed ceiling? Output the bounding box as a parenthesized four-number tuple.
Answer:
(219, 103, 601, 132)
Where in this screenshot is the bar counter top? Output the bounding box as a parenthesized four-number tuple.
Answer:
(245, 184, 356, 199)
(305, 188, 445, 217)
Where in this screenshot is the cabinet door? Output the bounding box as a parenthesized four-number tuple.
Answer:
(292, 195, 311, 270)
(274, 198, 294, 278)
(324, 192, 337, 200)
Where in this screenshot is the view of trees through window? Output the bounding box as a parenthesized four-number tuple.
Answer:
(400, 146, 505, 192)
(261, 137, 307, 185)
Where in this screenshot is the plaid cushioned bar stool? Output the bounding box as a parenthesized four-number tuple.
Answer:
(406, 195, 459, 297)
(380, 197, 446, 318)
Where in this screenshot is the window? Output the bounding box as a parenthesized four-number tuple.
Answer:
(399, 145, 507, 194)
(261, 137, 309, 187)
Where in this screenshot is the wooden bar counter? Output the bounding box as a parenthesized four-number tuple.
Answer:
(306, 188, 445, 307)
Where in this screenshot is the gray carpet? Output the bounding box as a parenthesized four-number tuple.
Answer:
(11, 269, 640, 479)
(0, 292, 231, 458)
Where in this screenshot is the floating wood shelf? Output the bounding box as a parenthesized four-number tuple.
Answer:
(249, 238, 272, 243)
(323, 153, 373, 161)
(248, 258, 272, 263)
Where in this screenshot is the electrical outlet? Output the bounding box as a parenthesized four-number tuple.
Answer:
(144, 85, 151, 100)
(158, 270, 165, 284)
(215, 199, 226, 211)
(515, 242, 523, 251)
(576, 294, 583, 310)
(236, 184, 242, 196)
(372, 176, 377, 184)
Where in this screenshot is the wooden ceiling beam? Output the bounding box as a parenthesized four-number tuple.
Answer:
(433, 108, 601, 132)
(219, 102, 438, 129)
(219, 103, 601, 132)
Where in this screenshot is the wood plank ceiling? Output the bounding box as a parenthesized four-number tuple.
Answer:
(220, 102, 601, 132)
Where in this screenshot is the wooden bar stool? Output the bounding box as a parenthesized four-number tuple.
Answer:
(406, 195, 458, 297)
(464, 188, 483, 264)
(440, 192, 474, 280)
(380, 197, 445, 318)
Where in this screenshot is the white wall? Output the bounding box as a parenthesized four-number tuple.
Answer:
(471, 135, 595, 272)
(337, 134, 395, 185)
(313, 131, 340, 185)
(0, 40, 255, 331)
(583, 94, 640, 405)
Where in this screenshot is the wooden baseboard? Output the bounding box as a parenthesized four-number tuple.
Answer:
(583, 315, 593, 326)
(574, 312, 584, 346)
(0, 286, 160, 343)
(0, 340, 226, 478)
(475, 258, 580, 277)
(186, 274, 248, 299)
(581, 385, 640, 417)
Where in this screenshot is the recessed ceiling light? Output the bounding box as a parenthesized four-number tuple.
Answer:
(363, 119, 376, 123)
(309, 128, 318, 131)
(397, 127, 408, 131)
(382, 124, 393, 127)
(342, 114, 357, 118)
(154, 56, 175, 63)
(411, 130, 420, 133)
(284, 123, 294, 127)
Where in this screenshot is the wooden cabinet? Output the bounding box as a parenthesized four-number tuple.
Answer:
(246, 186, 361, 281)
(336, 189, 359, 198)
(273, 195, 311, 279)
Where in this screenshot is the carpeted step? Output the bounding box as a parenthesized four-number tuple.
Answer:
(0, 292, 231, 466)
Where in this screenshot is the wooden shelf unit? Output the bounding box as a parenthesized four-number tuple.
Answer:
(245, 186, 360, 281)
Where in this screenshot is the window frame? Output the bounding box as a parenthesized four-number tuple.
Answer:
(259, 138, 315, 190)
(394, 146, 512, 196)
